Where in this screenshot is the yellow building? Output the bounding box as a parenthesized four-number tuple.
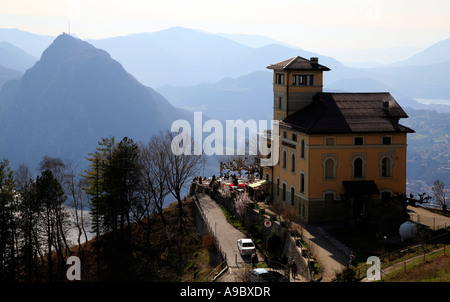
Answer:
(262, 56, 414, 225)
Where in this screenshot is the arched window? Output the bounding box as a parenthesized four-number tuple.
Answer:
(291, 153, 296, 172)
(290, 187, 295, 205)
(282, 150, 287, 169)
(325, 158, 335, 179)
(282, 183, 286, 201)
(381, 157, 392, 177)
(299, 172, 305, 193)
(300, 139, 305, 159)
(353, 158, 363, 178)
(325, 193, 334, 202)
(277, 178, 280, 196)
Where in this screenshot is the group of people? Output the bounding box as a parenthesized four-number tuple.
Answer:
(193, 176, 209, 184)
(194, 173, 270, 203)
(220, 172, 241, 181)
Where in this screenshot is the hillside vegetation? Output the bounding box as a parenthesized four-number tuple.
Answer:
(382, 249, 450, 282)
(70, 196, 218, 282)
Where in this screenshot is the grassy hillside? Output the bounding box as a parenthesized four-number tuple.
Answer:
(382, 248, 450, 282)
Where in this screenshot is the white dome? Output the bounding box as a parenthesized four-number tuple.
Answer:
(399, 221, 417, 241)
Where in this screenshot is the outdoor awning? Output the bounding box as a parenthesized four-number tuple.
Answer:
(249, 180, 269, 188)
(343, 180, 379, 196)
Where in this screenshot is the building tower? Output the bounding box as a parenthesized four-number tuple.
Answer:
(267, 56, 330, 121)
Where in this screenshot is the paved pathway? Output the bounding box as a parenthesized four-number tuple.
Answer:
(196, 192, 349, 281)
(299, 224, 348, 281)
(255, 201, 348, 281)
(195, 192, 262, 268)
(407, 205, 450, 230)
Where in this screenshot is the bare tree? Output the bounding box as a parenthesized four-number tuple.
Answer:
(281, 207, 298, 230)
(219, 139, 261, 180)
(15, 163, 33, 187)
(220, 155, 260, 180)
(64, 162, 90, 254)
(38, 157, 85, 255)
(432, 180, 447, 212)
(137, 136, 171, 239)
(161, 129, 205, 232)
(38, 156, 67, 184)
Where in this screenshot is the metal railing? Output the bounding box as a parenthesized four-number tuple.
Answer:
(350, 231, 450, 281)
(409, 213, 449, 230)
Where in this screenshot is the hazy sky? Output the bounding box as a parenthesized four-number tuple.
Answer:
(1, 0, 449, 51)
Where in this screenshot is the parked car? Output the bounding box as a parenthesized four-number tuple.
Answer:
(237, 238, 256, 256)
(247, 268, 271, 282)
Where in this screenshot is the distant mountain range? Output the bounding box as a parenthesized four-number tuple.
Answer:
(216, 32, 298, 49)
(158, 70, 273, 122)
(389, 37, 450, 67)
(0, 34, 192, 170)
(0, 28, 54, 58)
(88, 26, 344, 89)
(0, 41, 37, 71)
(0, 27, 449, 100)
(0, 26, 449, 174)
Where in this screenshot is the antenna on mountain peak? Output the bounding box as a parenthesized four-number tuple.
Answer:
(68, 20, 71, 35)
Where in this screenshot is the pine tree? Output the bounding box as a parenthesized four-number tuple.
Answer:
(16, 175, 40, 281)
(102, 137, 140, 247)
(82, 136, 115, 270)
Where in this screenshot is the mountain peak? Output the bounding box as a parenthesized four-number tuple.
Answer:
(0, 34, 192, 170)
(40, 33, 109, 63)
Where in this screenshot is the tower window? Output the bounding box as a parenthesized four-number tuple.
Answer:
(276, 73, 285, 85)
(299, 75, 307, 85)
(293, 74, 314, 86)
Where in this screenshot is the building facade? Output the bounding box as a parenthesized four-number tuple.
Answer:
(262, 56, 414, 225)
